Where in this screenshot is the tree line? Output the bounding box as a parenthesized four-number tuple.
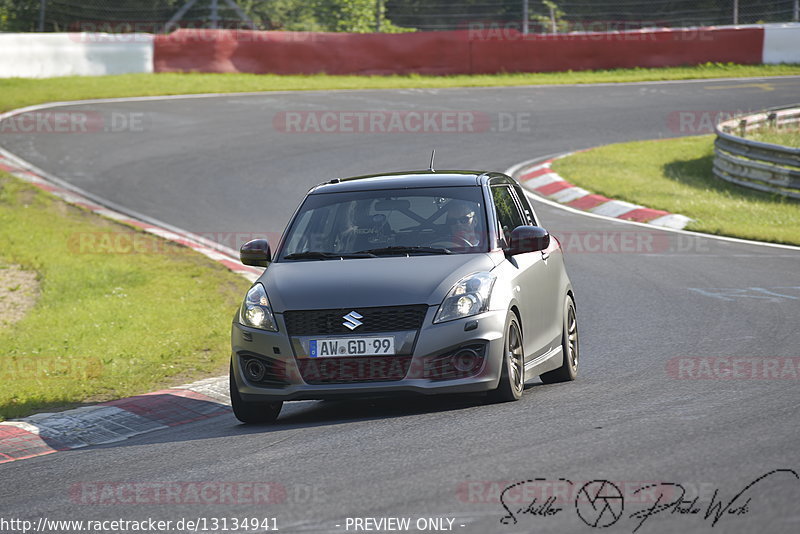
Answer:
(1, 1, 795, 33)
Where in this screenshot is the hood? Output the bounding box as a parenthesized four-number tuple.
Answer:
(261, 253, 497, 312)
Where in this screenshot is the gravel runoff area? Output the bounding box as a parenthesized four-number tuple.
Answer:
(0, 264, 38, 328)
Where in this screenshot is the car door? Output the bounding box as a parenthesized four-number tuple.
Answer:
(490, 183, 556, 362)
(514, 183, 564, 351)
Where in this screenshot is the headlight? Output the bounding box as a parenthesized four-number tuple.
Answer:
(239, 283, 278, 331)
(434, 272, 496, 323)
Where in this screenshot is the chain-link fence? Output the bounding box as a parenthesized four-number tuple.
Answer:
(1, 0, 798, 33)
(1, 0, 252, 33)
(388, 0, 800, 31)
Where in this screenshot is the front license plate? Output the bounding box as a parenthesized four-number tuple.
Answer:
(309, 337, 395, 358)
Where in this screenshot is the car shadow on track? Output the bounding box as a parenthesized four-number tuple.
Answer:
(80, 383, 548, 452)
(251, 381, 546, 428)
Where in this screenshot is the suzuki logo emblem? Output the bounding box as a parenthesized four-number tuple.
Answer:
(342, 311, 363, 330)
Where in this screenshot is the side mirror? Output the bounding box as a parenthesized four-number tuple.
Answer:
(507, 226, 550, 255)
(240, 239, 271, 267)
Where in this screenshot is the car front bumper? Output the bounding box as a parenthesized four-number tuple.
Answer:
(231, 307, 508, 402)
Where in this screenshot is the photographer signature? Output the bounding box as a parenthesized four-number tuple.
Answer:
(498, 469, 798, 532)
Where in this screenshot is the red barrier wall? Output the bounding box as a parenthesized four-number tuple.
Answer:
(469, 28, 764, 74)
(154, 27, 764, 76)
(154, 30, 471, 75)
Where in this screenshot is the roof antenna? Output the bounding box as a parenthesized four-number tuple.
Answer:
(429, 149, 436, 172)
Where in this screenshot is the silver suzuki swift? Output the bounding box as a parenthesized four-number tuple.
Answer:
(230, 171, 578, 423)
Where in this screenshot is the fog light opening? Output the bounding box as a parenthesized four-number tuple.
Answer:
(452, 349, 480, 372)
(244, 359, 267, 382)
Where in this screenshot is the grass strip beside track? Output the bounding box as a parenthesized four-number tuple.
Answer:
(551, 136, 800, 246)
(749, 129, 800, 148)
(1, 64, 800, 112)
(0, 174, 250, 420)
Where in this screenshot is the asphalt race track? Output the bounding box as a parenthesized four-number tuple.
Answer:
(1, 77, 800, 534)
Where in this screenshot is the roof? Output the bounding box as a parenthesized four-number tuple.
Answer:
(309, 171, 492, 194)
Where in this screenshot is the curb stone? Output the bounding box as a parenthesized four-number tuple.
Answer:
(516, 153, 694, 230)
(0, 379, 230, 464)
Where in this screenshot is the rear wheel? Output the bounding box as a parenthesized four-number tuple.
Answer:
(488, 312, 525, 402)
(540, 296, 578, 384)
(230, 362, 283, 424)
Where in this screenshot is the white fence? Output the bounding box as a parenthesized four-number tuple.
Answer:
(0, 33, 154, 78)
(764, 23, 800, 64)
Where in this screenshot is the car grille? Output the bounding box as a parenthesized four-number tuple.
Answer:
(297, 356, 412, 384)
(283, 305, 428, 336)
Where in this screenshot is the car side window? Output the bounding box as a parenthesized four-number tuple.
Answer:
(491, 185, 525, 246)
(513, 184, 536, 226)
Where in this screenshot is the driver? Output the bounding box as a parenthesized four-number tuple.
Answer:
(445, 200, 481, 247)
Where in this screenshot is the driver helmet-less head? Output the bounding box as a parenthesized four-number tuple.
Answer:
(445, 200, 481, 246)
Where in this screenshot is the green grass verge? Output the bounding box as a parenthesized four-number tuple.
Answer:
(0, 174, 250, 420)
(748, 128, 800, 148)
(1, 63, 799, 112)
(551, 136, 800, 246)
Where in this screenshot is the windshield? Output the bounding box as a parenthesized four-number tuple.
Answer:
(279, 187, 488, 260)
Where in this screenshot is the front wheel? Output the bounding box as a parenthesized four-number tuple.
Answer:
(488, 312, 525, 402)
(230, 362, 283, 424)
(540, 296, 578, 384)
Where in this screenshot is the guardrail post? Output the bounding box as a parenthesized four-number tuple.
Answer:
(522, 0, 529, 35)
(738, 119, 747, 137)
(767, 112, 777, 130)
(38, 0, 46, 31)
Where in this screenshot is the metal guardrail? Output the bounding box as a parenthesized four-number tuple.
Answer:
(713, 106, 800, 199)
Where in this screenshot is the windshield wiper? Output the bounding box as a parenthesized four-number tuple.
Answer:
(283, 251, 375, 260)
(355, 246, 452, 256)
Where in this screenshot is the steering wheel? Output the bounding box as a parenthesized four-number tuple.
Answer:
(429, 236, 474, 248)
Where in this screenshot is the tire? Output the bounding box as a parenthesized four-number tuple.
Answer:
(229, 362, 283, 424)
(540, 296, 578, 384)
(488, 312, 525, 402)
